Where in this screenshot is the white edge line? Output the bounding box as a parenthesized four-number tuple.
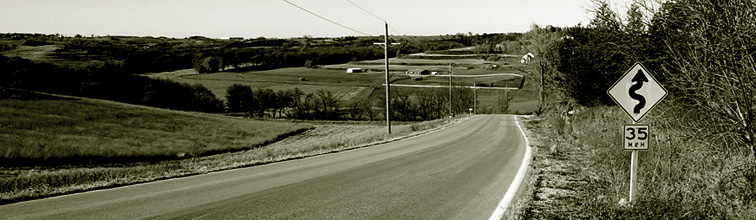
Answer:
(488, 116, 533, 220)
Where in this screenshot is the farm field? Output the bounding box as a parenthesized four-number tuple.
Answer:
(321, 57, 524, 75)
(144, 55, 539, 114)
(143, 67, 383, 105)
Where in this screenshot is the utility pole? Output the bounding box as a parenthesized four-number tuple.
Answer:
(374, 22, 399, 134)
(473, 81, 477, 115)
(449, 63, 453, 117)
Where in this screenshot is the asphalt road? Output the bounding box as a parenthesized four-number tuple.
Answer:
(0, 114, 527, 220)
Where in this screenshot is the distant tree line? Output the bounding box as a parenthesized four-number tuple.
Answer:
(374, 87, 475, 121)
(3, 32, 520, 75)
(225, 84, 492, 121)
(225, 84, 340, 120)
(0, 55, 223, 112)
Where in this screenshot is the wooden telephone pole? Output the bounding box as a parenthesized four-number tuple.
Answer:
(374, 22, 400, 134)
(449, 63, 453, 117)
(473, 81, 477, 115)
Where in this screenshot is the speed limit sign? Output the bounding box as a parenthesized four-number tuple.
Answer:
(624, 124, 649, 150)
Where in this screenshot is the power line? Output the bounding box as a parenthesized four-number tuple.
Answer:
(346, 0, 385, 22)
(345, 0, 402, 35)
(282, 0, 372, 36)
(388, 25, 402, 36)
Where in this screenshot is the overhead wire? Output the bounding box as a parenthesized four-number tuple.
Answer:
(345, 0, 402, 36)
(345, 0, 384, 22)
(282, 0, 373, 36)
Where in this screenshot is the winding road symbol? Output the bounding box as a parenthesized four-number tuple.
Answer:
(607, 63, 667, 122)
(629, 69, 648, 113)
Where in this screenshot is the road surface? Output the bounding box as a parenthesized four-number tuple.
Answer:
(0, 115, 528, 220)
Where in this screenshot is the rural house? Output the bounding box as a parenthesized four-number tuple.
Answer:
(346, 68, 363, 73)
(521, 53, 535, 64)
(407, 69, 430, 75)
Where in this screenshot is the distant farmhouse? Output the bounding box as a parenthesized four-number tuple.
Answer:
(407, 69, 430, 75)
(346, 68, 364, 73)
(521, 53, 535, 64)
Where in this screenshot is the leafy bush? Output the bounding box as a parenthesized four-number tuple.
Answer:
(143, 79, 224, 113)
(226, 84, 256, 113)
(193, 56, 223, 73)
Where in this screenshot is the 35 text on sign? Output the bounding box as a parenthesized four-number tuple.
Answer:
(624, 124, 649, 151)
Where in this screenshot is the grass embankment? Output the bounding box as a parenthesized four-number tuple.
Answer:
(513, 105, 756, 219)
(0, 94, 457, 203)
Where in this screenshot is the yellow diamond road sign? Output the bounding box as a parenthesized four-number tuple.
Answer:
(608, 63, 667, 122)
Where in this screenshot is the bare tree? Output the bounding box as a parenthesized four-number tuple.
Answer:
(522, 24, 562, 113)
(661, 0, 756, 160)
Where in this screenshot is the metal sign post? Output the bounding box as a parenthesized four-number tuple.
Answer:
(625, 123, 648, 202)
(608, 63, 666, 203)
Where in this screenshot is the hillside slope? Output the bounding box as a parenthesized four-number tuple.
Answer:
(0, 91, 310, 166)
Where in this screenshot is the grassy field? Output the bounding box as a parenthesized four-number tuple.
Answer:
(0, 92, 310, 166)
(0, 95, 459, 203)
(0, 45, 61, 61)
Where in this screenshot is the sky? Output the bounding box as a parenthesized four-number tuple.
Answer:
(0, 0, 635, 39)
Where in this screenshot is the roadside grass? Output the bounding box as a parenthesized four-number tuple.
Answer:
(0, 97, 459, 203)
(517, 105, 756, 219)
(0, 95, 310, 166)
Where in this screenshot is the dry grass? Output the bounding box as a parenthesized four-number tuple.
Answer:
(516, 105, 756, 219)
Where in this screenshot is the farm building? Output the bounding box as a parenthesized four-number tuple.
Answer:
(346, 68, 364, 73)
(407, 69, 430, 75)
(521, 53, 535, 64)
